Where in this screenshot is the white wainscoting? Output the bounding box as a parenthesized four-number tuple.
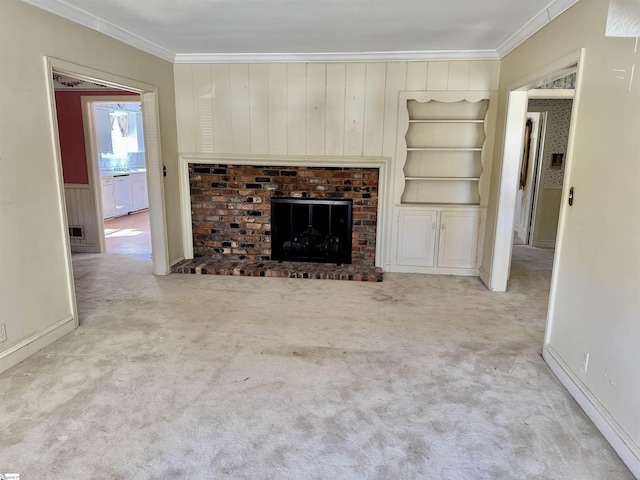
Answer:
(64, 184, 99, 253)
(174, 61, 501, 158)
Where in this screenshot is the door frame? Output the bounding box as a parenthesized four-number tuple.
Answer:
(45, 57, 170, 275)
(486, 48, 584, 292)
(527, 93, 575, 248)
(81, 96, 144, 253)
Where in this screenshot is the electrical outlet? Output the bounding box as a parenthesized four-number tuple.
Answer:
(0, 323, 6, 343)
(581, 352, 590, 372)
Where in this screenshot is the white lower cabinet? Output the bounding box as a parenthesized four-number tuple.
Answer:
(103, 172, 148, 219)
(397, 210, 437, 267)
(395, 207, 482, 274)
(101, 176, 116, 219)
(130, 173, 148, 211)
(437, 210, 480, 269)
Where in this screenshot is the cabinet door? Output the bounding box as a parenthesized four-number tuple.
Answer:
(102, 183, 116, 219)
(130, 174, 147, 211)
(438, 210, 480, 268)
(397, 210, 438, 267)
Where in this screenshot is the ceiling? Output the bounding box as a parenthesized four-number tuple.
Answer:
(23, 0, 578, 63)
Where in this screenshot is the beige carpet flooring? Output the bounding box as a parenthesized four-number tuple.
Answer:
(0, 247, 633, 479)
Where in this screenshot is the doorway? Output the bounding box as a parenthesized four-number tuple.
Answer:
(486, 50, 582, 293)
(525, 96, 574, 248)
(84, 99, 152, 259)
(46, 57, 169, 275)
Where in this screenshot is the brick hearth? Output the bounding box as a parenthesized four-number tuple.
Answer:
(172, 258, 382, 282)
(171, 163, 382, 281)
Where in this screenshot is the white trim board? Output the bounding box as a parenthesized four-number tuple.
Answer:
(528, 89, 575, 99)
(21, 0, 174, 62)
(0, 315, 77, 374)
(496, 0, 579, 58)
(174, 50, 499, 64)
(544, 345, 640, 478)
(178, 153, 391, 269)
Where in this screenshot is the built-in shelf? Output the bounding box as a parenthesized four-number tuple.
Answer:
(405, 177, 480, 181)
(398, 95, 492, 206)
(398, 202, 481, 207)
(392, 91, 497, 276)
(407, 147, 483, 152)
(409, 119, 484, 124)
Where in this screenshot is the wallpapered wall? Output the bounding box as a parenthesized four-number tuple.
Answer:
(528, 98, 573, 187)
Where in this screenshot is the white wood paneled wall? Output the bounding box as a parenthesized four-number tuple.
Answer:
(64, 184, 99, 252)
(174, 61, 500, 157)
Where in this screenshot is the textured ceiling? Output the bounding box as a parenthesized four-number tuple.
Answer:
(22, 0, 578, 61)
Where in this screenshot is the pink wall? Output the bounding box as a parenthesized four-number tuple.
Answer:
(55, 90, 138, 184)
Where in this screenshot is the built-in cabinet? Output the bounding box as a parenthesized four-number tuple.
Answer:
(102, 173, 148, 219)
(437, 210, 480, 268)
(391, 91, 496, 276)
(130, 172, 149, 212)
(396, 207, 481, 272)
(101, 176, 116, 219)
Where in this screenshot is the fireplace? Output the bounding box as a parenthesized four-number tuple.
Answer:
(174, 162, 384, 281)
(271, 198, 352, 264)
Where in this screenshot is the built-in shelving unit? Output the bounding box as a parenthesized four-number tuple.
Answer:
(399, 94, 491, 205)
(390, 91, 497, 276)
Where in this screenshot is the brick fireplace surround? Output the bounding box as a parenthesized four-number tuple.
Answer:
(171, 163, 383, 281)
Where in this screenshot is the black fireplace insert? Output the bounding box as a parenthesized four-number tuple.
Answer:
(271, 197, 352, 264)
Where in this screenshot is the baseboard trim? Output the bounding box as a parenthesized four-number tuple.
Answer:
(543, 345, 640, 478)
(0, 314, 77, 374)
(387, 265, 479, 276)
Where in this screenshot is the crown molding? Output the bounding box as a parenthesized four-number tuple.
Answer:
(21, 0, 175, 62)
(496, 0, 579, 58)
(174, 50, 500, 64)
(23, 0, 576, 65)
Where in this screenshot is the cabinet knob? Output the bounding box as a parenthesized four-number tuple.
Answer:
(441, 223, 446, 231)
(432, 223, 436, 230)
